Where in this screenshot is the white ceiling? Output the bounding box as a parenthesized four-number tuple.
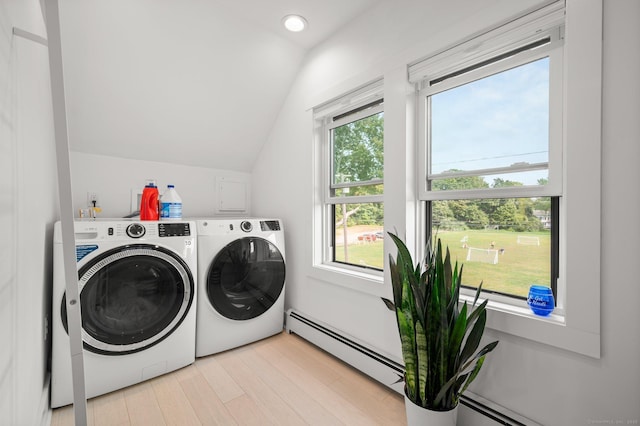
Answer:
(210, 0, 385, 49)
(58, 0, 384, 172)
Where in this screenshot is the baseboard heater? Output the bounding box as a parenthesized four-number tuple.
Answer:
(286, 309, 540, 426)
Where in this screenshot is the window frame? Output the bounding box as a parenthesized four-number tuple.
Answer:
(409, 0, 602, 358)
(312, 80, 385, 283)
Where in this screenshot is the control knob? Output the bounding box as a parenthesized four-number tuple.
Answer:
(126, 223, 146, 238)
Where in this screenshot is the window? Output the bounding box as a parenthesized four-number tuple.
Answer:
(407, 0, 603, 359)
(314, 81, 384, 274)
(329, 102, 384, 271)
(414, 3, 564, 302)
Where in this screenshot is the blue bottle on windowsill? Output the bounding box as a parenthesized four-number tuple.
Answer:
(527, 285, 555, 316)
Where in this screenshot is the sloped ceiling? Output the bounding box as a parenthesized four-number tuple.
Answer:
(57, 0, 382, 172)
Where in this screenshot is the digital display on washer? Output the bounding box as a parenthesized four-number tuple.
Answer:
(260, 220, 281, 231)
(158, 223, 191, 237)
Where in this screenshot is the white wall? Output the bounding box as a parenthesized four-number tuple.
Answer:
(69, 151, 251, 218)
(252, 0, 538, 356)
(252, 0, 640, 424)
(0, 1, 59, 424)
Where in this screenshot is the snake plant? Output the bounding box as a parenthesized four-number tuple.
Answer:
(382, 232, 499, 411)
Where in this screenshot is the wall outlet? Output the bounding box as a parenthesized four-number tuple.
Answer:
(87, 191, 99, 207)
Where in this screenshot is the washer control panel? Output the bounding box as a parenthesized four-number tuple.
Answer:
(72, 221, 195, 242)
(240, 221, 253, 232)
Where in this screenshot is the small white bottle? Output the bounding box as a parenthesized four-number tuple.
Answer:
(160, 184, 182, 220)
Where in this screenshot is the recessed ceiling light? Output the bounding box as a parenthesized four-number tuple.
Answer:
(282, 15, 308, 32)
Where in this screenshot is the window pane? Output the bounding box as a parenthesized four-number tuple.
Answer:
(430, 58, 549, 177)
(332, 111, 384, 185)
(431, 197, 552, 298)
(333, 203, 384, 270)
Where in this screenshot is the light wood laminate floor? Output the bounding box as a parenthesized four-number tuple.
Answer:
(51, 331, 406, 425)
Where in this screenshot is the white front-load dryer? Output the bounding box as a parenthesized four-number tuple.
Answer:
(195, 218, 286, 357)
(51, 220, 197, 408)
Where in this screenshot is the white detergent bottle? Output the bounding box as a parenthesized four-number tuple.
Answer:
(160, 184, 182, 220)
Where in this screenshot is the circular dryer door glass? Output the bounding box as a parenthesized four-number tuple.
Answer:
(207, 237, 285, 320)
(62, 244, 194, 354)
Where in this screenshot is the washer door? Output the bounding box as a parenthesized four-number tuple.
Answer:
(61, 244, 194, 355)
(207, 237, 285, 321)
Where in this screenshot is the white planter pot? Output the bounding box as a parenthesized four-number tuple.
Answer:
(404, 395, 458, 426)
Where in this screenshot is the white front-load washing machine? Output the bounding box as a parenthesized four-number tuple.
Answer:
(195, 218, 286, 357)
(51, 220, 197, 408)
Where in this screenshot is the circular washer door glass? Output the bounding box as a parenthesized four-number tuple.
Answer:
(207, 237, 285, 320)
(62, 244, 194, 355)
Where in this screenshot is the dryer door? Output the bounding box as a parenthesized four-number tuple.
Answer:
(61, 244, 194, 355)
(207, 237, 285, 320)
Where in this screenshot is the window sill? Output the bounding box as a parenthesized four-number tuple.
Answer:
(308, 263, 385, 297)
(459, 293, 599, 359)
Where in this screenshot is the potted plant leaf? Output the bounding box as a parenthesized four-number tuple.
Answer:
(382, 232, 499, 425)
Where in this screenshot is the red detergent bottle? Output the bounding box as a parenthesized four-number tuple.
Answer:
(140, 179, 159, 220)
